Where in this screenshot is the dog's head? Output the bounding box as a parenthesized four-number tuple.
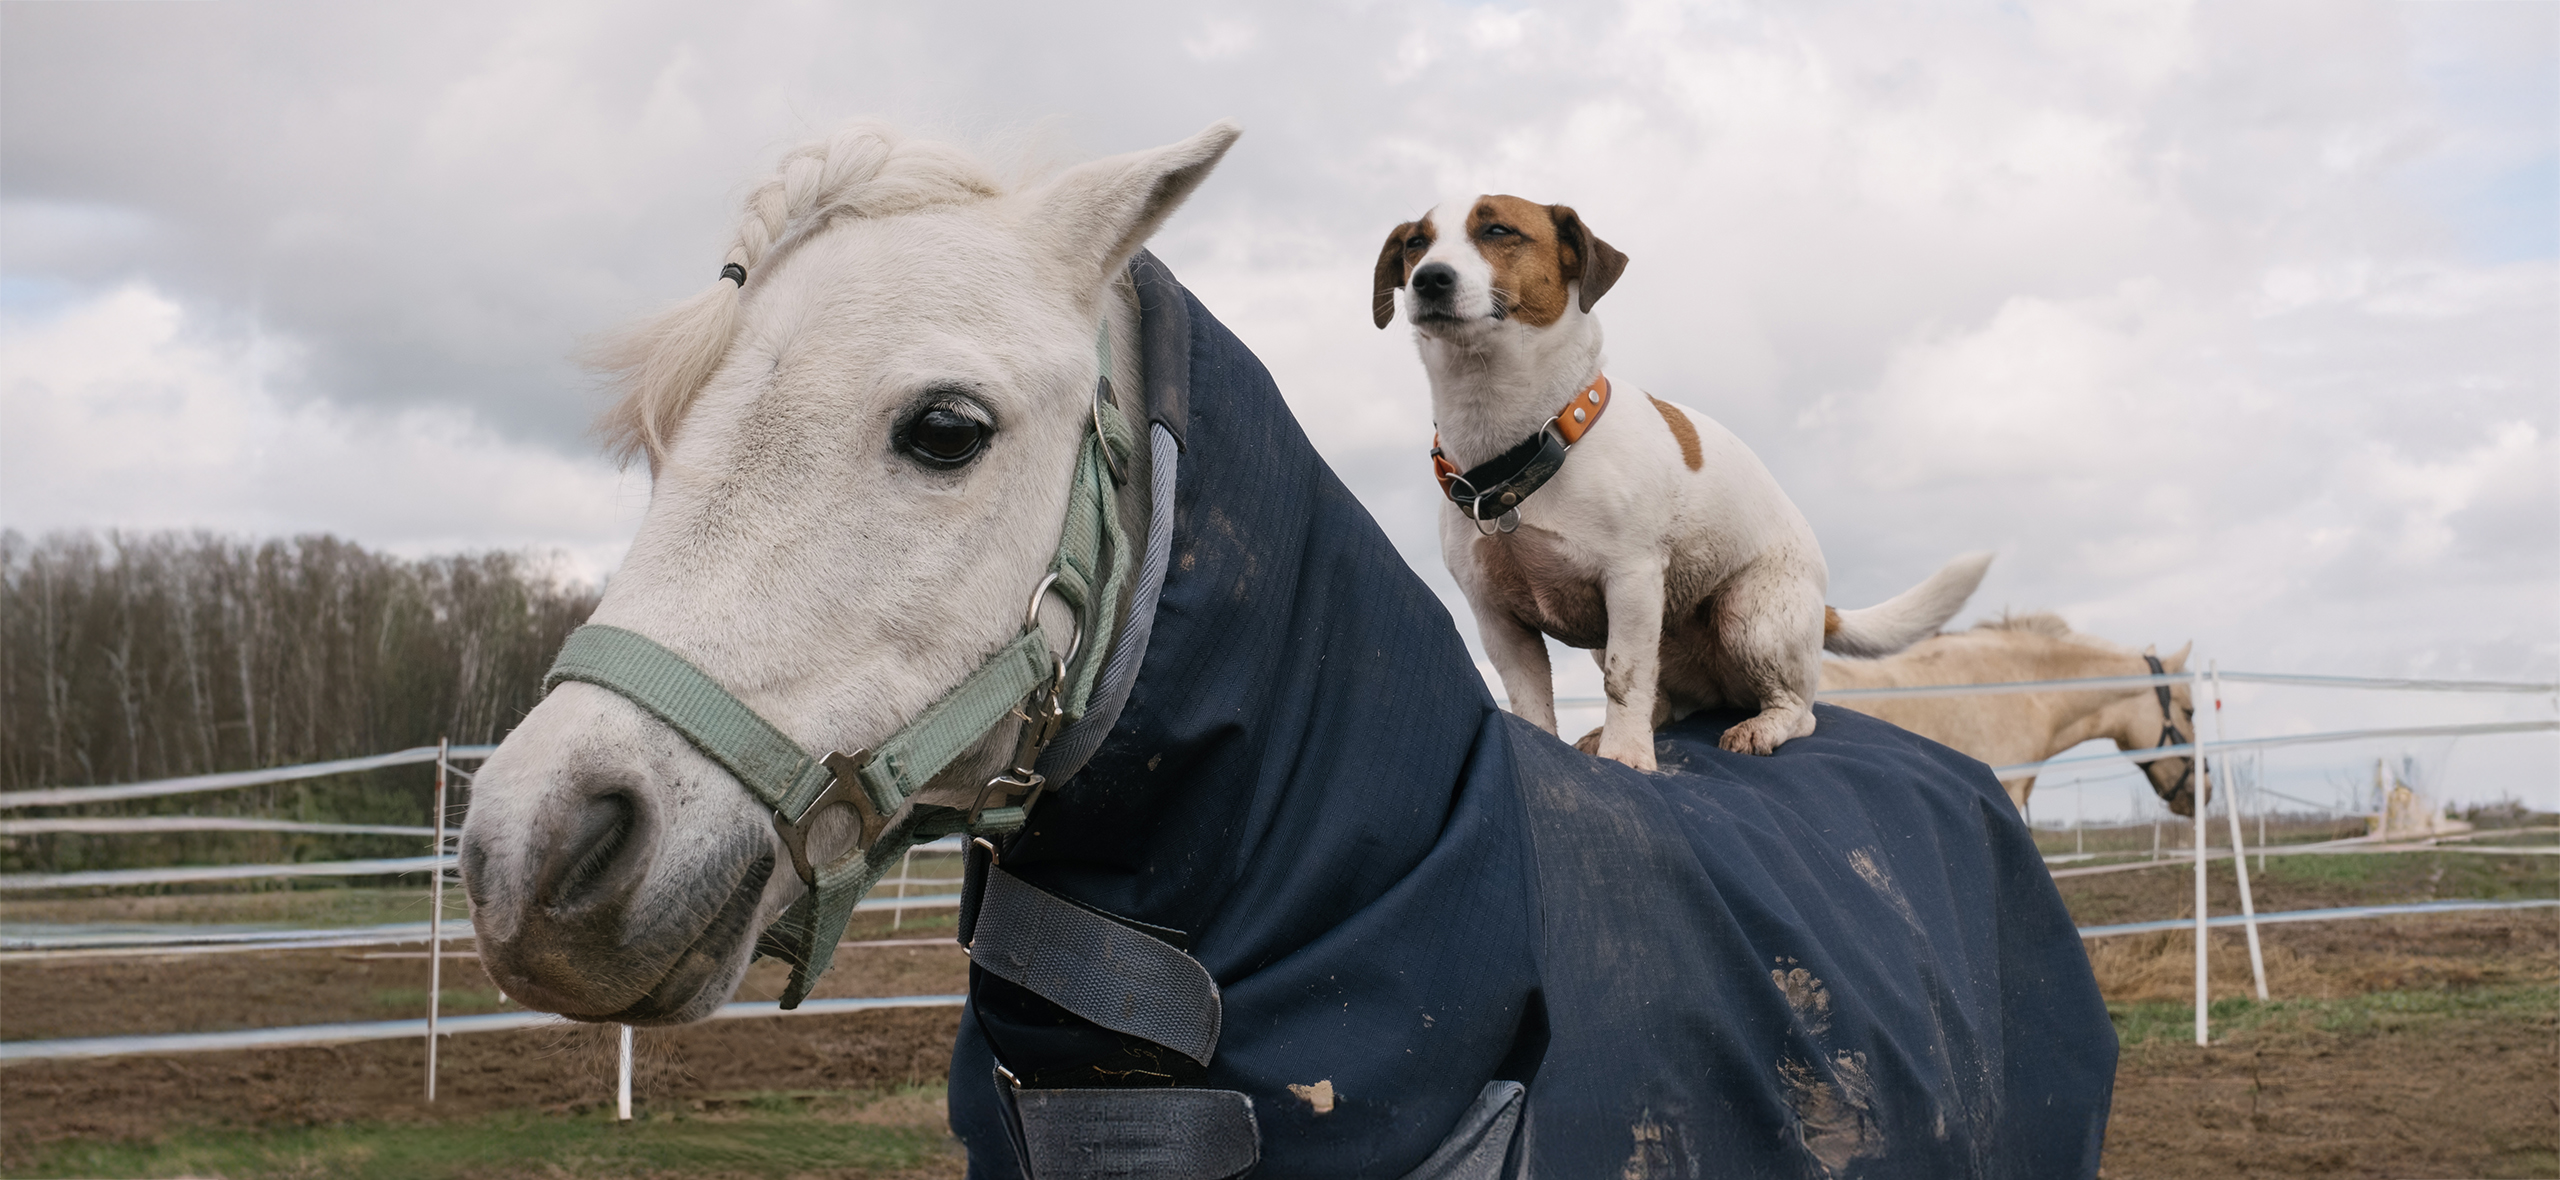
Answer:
(1373, 195, 1629, 333)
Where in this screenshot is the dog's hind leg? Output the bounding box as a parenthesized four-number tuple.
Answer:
(1710, 561, 1825, 757)
(1470, 600, 1559, 734)
(1594, 556, 1669, 771)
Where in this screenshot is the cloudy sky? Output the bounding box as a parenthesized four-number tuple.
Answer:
(4, 0, 2552, 814)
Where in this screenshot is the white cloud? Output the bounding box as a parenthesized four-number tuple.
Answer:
(0, 284, 643, 581)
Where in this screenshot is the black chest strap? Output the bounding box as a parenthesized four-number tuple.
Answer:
(960, 839, 1259, 1180)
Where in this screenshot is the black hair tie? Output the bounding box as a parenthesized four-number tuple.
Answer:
(720, 263, 748, 287)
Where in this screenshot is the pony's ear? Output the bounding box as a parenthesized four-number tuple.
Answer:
(2162, 641, 2192, 673)
(1031, 120, 1242, 291)
(1549, 204, 1628, 313)
(1374, 221, 1419, 329)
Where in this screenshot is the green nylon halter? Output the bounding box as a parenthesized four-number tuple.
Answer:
(543, 331, 1137, 1007)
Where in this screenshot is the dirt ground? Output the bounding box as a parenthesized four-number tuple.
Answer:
(4, 856, 2553, 1177)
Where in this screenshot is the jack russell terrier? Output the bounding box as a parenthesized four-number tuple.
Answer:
(1374, 195, 1991, 769)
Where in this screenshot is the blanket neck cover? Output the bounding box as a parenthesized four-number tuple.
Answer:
(950, 258, 2115, 1179)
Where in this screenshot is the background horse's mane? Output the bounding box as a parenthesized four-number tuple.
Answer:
(1969, 610, 2075, 638)
(591, 123, 1006, 465)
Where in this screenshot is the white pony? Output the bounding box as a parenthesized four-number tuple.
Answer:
(1820, 613, 2200, 815)
(459, 121, 1237, 1024)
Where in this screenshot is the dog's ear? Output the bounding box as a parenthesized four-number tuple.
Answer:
(1549, 205, 1628, 313)
(1374, 220, 1418, 329)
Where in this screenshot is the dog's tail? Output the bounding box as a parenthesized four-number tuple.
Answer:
(1822, 551, 1995, 658)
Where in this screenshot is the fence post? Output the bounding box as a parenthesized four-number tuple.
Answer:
(427, 737, 448, 1102)
(891, 846, 915, 931)
(2254, 751, 2267, 874)
(618, 1024, 635, 1120)
(2213, 665, 2269, 1000)
(2193, 669, 2211, 1047)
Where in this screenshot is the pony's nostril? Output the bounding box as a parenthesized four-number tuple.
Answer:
(541, 791, 642, 910)
(459, 834, 492, 909)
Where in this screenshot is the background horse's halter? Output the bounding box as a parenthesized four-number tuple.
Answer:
(2143, 653, 2196, 805)
(542, 330, 1137, 1007)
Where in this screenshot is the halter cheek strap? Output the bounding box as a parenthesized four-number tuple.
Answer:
(2144, 653, 2195, 805)
(542, 329, 1138, 1008)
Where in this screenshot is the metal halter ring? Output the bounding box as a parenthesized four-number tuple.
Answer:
(1022, 570, 1083, 672)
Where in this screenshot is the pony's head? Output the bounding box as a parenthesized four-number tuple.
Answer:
(458, 121, 1239, 1023)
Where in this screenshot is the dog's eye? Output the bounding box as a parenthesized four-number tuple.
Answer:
(1482, 224, 1516, 238)
(900, 403, 990, 469)
(1405, 234, 1429, 251)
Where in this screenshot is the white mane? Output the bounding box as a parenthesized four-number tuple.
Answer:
(592, 123, 1004, 464)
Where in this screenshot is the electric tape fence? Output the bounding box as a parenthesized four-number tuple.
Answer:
(4, 666, 2553, 1077)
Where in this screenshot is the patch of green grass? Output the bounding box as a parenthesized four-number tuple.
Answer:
(368, 986, 517, 1014)
(2255, 851, 2558, 901)
(13, 1087, 960, 1179)
(2110, 982, 2560, 1047)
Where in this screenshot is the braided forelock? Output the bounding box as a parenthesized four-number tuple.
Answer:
(592, 123, 1002, 467)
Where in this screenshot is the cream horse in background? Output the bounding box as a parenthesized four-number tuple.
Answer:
(1820, 613, 2201, 816)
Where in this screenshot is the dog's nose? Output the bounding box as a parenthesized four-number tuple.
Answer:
(1411, 262, 1457, 298)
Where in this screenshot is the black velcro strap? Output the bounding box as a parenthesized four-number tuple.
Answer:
(969, 865, 1222, 1066)
(1009, 1082, 1260, 1180)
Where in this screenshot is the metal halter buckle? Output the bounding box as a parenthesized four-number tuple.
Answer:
(969, 572, 1083, 826)
(773, 748, 886, 889)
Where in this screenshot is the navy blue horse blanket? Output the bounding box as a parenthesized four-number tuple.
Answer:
(950, 260, 2115, 1178)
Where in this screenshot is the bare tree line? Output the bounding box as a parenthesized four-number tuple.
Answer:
(1, 531, 596, 874)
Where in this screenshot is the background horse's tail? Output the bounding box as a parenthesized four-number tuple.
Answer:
(1823, 551, 1995, 658)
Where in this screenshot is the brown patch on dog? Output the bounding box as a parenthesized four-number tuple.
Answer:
(1373, 218, 1431, 328)
(1649, 396, 1702, 470)
(1466, 196, 1571, 326)
(1459, 196, 1629, 326)
(1824, 606, 1842, 637)
(1549, 204, 1627, 313)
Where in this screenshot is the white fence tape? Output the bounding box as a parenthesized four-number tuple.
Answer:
(0, 855, 454, 891)
(0, 746, 496, 810)
(2076, 897, 2558, 939)
(0, 994, 969, 1062)
(3, 920, 469, 954)
(1530, 669, 2560, 710)
(1989, 718, 2559, 780)
(2, 893, 965, 957)
(0, 817, 437, 838)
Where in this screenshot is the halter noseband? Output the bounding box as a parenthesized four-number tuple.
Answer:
(2143, 653, 2195, 806)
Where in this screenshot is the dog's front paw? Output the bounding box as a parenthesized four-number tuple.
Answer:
(1717, 715, 1792, 756)
(1595, 730, 1659, 772)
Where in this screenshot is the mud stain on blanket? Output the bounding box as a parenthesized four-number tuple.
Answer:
(1780, 1049, 1884, 1176)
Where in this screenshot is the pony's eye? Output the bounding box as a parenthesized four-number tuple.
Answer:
(903, 405, 988, 468)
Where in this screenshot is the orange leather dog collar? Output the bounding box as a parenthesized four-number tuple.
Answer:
(1553, 373, 1610, 444)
